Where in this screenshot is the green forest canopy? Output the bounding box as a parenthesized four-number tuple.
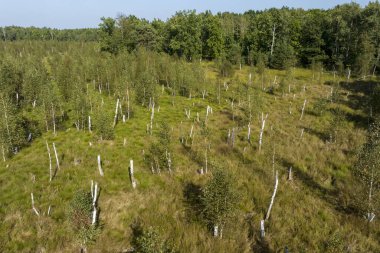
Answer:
(1, 2, 380, 74)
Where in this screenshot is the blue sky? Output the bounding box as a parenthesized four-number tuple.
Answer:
(0, 0, 374, 29)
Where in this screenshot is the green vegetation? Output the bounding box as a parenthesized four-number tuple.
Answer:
(0, 3, 380, 252)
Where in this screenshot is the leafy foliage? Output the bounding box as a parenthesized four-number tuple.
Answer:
(201, 169, 239, 232)
(131, 222, 177, 253)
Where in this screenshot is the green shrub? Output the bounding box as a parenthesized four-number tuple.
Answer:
(131, 222, 177, 253)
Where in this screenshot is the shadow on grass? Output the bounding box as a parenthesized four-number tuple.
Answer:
(280, 159, 355, 216)
(182, 182, 204, 222)
(304, 127, 328, 142)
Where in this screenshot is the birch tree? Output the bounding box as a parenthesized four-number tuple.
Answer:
(353, 121, 380, 230)
(201, 169, 239, 238)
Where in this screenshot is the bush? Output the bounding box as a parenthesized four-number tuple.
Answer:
(201, 169, 239, 235)
(94, 107, 114, 140)
(131, 221, 177, 253)
(147, 122, 173, 172)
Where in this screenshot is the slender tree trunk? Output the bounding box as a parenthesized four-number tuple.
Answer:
(259, 113, 268, 152)
(260, 220, 265, 238)
(300, 99, 307, 120)
(46, 141, 52, 181)
(150, 102, 154, 135)
(31, 193, 40, 216)
(88, 116, 92, 132)
(129, 160, 137, 189)
(265, 170, 279, 220)
(52, 143, 60, 170)
(97, 155, 104, 176)
(127, 88, 130, 120)
(270, 24, 276, 56)
(288, 167, 293, 181)
(113, 99, 120, 128)
(51, 103, 56, 136)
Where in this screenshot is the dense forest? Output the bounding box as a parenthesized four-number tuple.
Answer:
(2, 2, 380, 74)
(0, 2, 380, 253)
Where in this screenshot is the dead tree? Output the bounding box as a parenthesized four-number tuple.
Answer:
(97, 155, 104, 176)
(31, 193, 40, 216)
(91, 181, 99, 225)
(189, 124, 194, 139)
(129, 160, 137, 189)
(88, 116, 92, 132)
(113, 98, 120, 128)
(205, 105, 213, 123)
(300, 99, 307, 120)
(150, 102, 155, 135)
(52, 143, 60, 170)
(259, 113, 268, 152)
(185, 108, 191, 119)
(265, 170, 279, 220)
(46, 141, 53, 182)
(288, 167, 293, 181)
(260, 220, 265, 238)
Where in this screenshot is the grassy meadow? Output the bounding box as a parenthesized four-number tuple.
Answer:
(0, 42, 379, 252)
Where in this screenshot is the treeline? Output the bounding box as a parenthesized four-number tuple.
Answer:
(2, 2, 380, 75)
(98, 2, 380, 76)
(0, 26, 99, 41)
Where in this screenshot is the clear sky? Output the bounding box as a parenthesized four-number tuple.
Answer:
(0, 0, 374, 29)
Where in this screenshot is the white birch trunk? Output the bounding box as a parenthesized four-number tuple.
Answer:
(150, 102, 154, 135)
(213, 225, 219, 237)
(288, 167, 293, 181)
(88, 116, 92, 132)
(129, 160, 136, 189)
(92, 206, 97, 225)
(265, 170, 279, 220)
(97, 155, 104, 176)
(31, 193, 40, 216)
(260, 220, 265, 238)
(190, 124, 194, 138)
(113, 99, 120, 128)
(270, 24, 276, 56)
(259, 113, 268, 152)
(91, 180, 94, 198)
(93, 182, 98, 206)
(300, 99, 307, 120)
(46, 141, 52, 181)
(52, 143, 60, 170)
